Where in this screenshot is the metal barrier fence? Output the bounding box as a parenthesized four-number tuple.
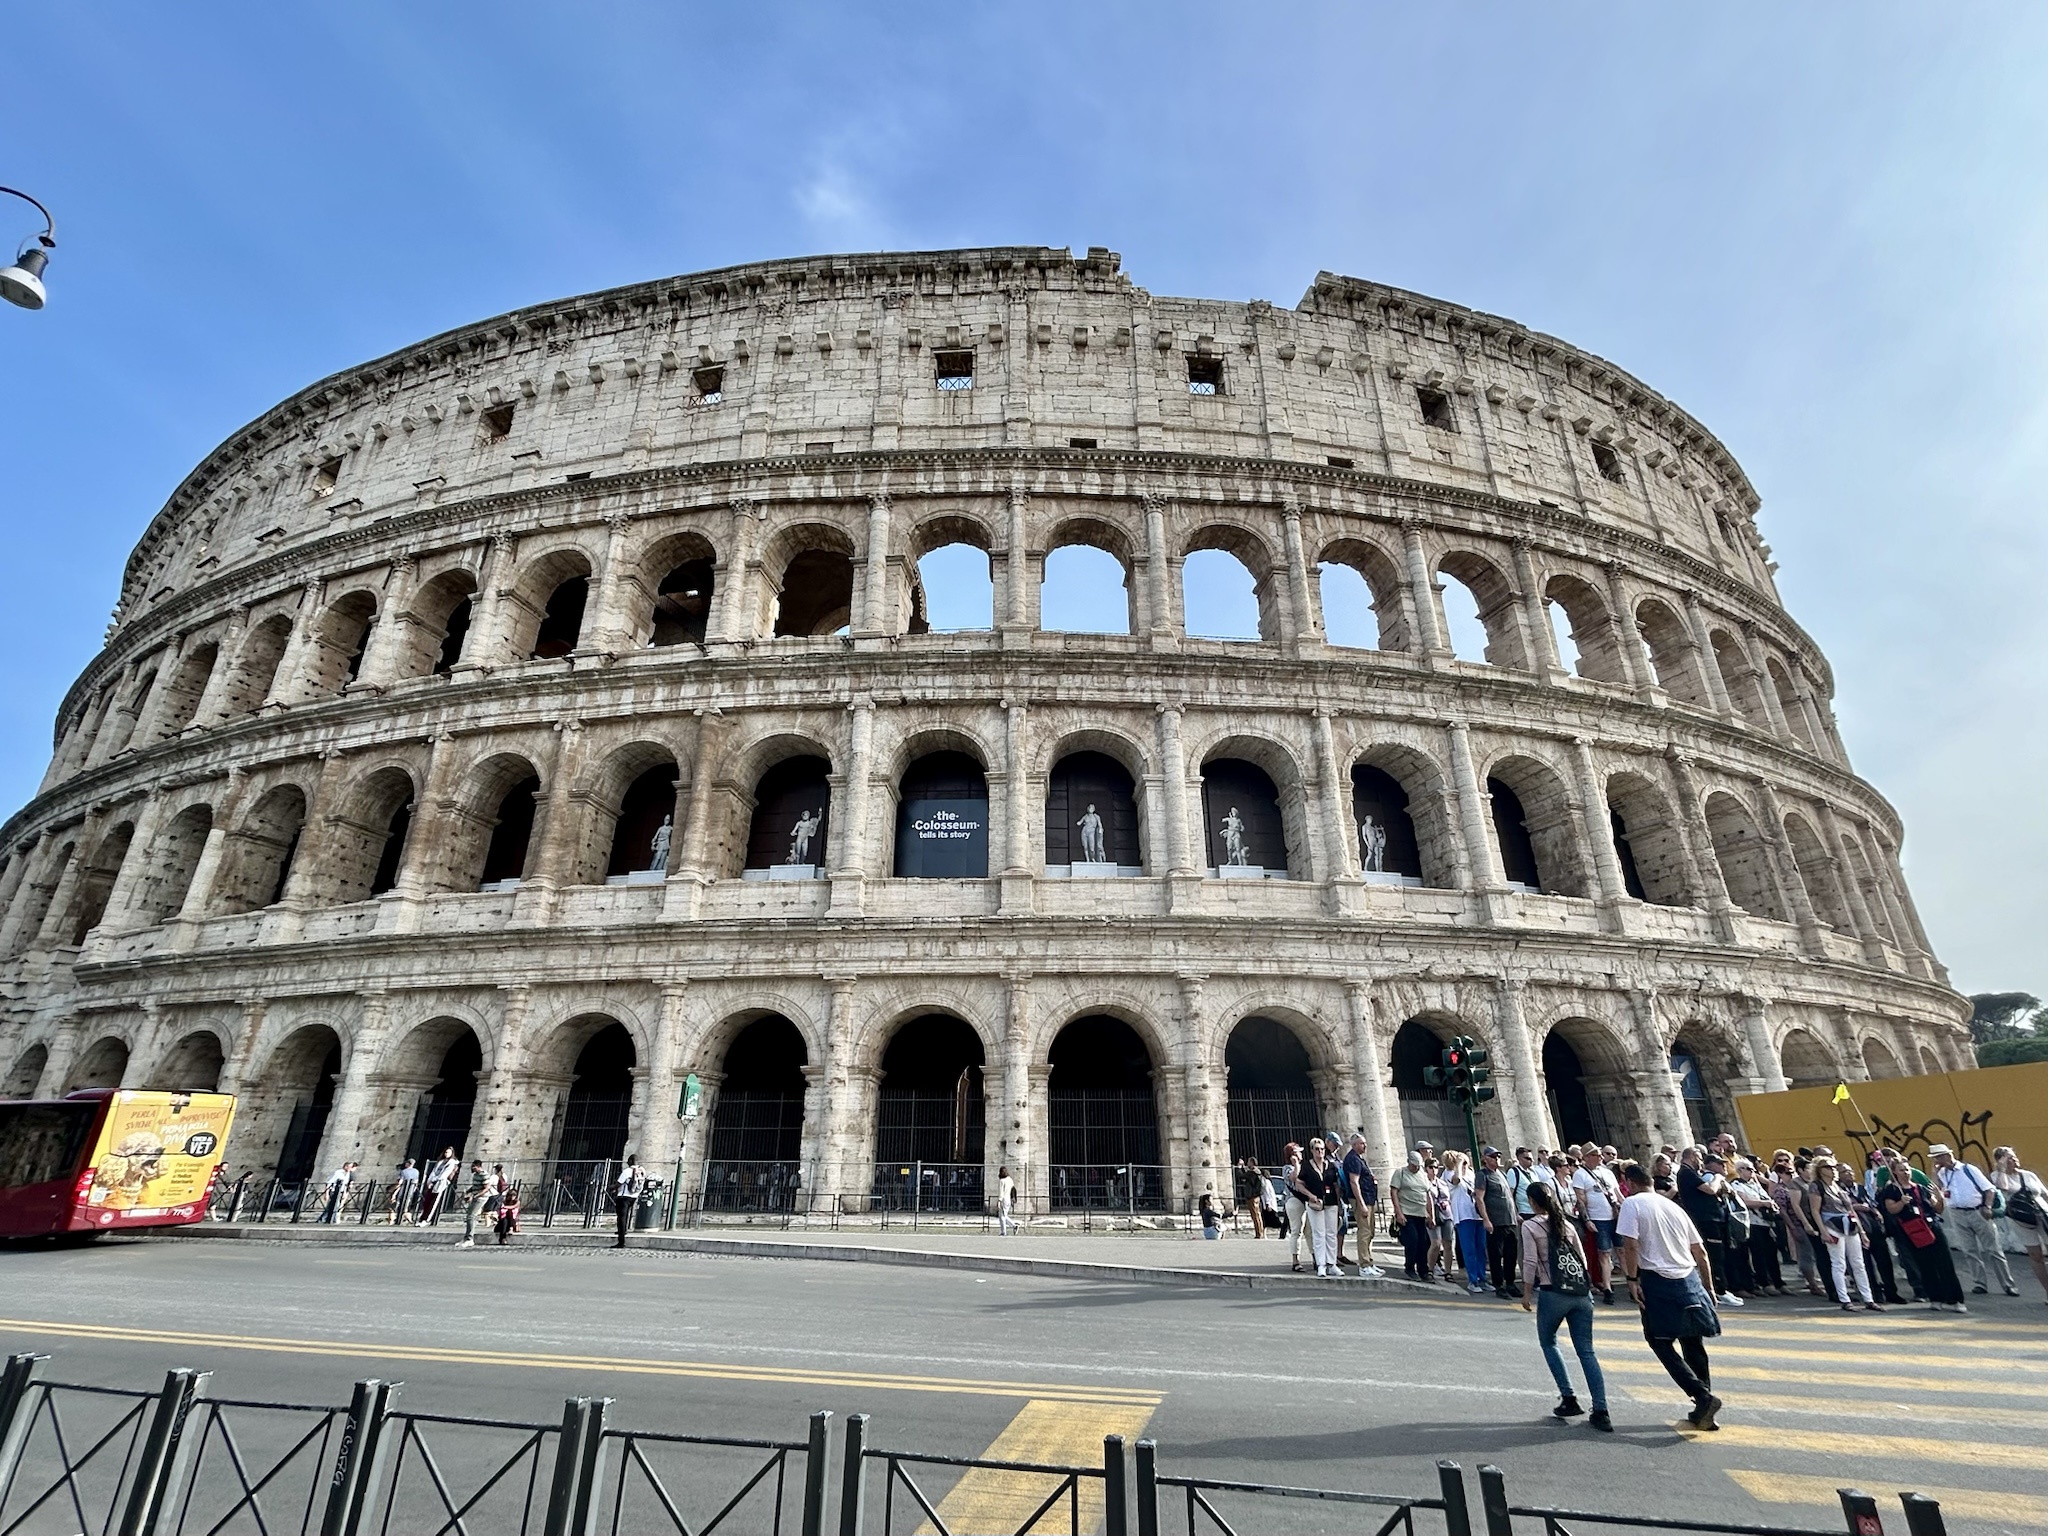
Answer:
(0, 1353, 1956, 1536)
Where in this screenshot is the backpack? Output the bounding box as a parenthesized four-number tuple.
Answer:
(1546, 1219, 1592, 1298)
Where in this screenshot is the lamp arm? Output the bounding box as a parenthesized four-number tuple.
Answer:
(0, 187, 56, 248)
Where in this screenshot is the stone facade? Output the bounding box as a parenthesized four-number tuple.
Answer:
(0, 246, 1966, 1213)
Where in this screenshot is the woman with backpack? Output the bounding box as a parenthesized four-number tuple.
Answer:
(1520, 1180, 1611, 1431)
(1991, 1146, 2048, 1304)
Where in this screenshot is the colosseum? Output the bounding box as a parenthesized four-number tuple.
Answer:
(0, 245, 1968, 1216)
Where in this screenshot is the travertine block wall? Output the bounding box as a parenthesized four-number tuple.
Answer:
(0, 247, 1966, 1210)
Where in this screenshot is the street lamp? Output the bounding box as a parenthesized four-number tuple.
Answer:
(0, 186, 57, 311)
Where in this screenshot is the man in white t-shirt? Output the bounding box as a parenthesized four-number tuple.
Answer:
(1617, 1160, 1723, 1430)
(1571, 1148, 1622, 1301)
(1931, 1145, 2017, 1296)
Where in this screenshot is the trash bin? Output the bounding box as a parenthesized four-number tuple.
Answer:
(634, 1181, 664, 1230)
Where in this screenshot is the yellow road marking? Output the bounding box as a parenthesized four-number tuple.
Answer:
(0, 1318, 1159, 1408)
(1707, 1342, 2048, 1372)
(922, 1399, 1155, 1536)
(1727, 1470, 2047, 1527)
(1600, 1359, 2048, 1399)
(1729, 1392, 2048, 1429)
(312, 1258, 393, 1267)
(1712, 1321, 2047, 1349)
(1693, 1423, 2048, 1472)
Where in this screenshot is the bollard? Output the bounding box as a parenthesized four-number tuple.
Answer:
(1478, 1464, 1512, 1536)
(801, 1411, 833, 1536)
(544, 1398, 603, 1536)
(320, 1378, 400, 1536)
(1838, 1489, 1884, 1536)
(1102, 1434, 1127, 1536)
(1899, 1494, 1946, 1536)
(838, 1412, 868, 1536)
(1134, 1439, 1158, 1536)
(117, 1366, 210, 1536)
(1438, 1461, 1472, 1536)
(0, 1354, 51, 1502)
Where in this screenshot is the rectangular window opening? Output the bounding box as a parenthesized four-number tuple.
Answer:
(1591, 441, 1627, 484)
(312, 456, 343, 495)
(804, 441, 836, 455)
(481, 403, 516, 441)
(692, 364, 725, 403)
(934, 349, 975, 390)
(1416, 388, 1455, 431)
(565, 471, 593, 483)
(1068, 437, 1099, 450)
(1325, 455, 1355, 469)
(1186, 355, 1223, 395)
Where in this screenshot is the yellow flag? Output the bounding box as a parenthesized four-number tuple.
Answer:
(1832, 1084, 1852, 1105)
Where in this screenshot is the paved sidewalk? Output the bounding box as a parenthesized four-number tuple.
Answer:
(166, 1217, 1443, 1294)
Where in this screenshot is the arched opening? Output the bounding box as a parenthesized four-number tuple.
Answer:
(1391, 1019, 1467, 1152)
(1041, 521, 1134, 635)
(402, 1025, 481, 1168)
(1045, 751, 1140, 873)
(151, 642, 219, 739)
(1668, 1041, 1724, 1142)
(3, 843, 68, 959)
(642, 533, 718, 648)
(477, 776, 540, 889)
(1318, 539, 1407, 652)
(1437, 552, 1525, 668)
(1704, 791, 1786, 921)
(1486, 759, 1588, 896)
(1201, 758, 1288, 876)
(1710, 630, 1769, 726)
(323, 768, 416, 904)
(872, 1014, 985, 1211)
(216, 785, 307, 915)
(302, 591, 379, 698)
(1782, 813, 1851, 930)
(1047, 1015, 1162, 1211)
(772, 544, 856, 637)
(1543, 574, 1626, 684)
(1181, 548, 1263, 641)
(66, 1037, 130, 1093)
(604, 762, 679, 883)
(259, 1029, 341, 1182)
(744, 755, 832, 876)
(1767, 658, 1818, 750)
(1840, 836, 1901, 947)
(915, 542, 994, 633)
(99, 673, 154, 759)
(1604, 772, 1691, 907)
(531, 576, 588, 658)
(556, 1021, 636, 1166)
(1352, 764, 1422, 884)
(705, 1015, 808, 1211)
(69, 822, 135, 944)
(1542, 1022, 1636, 1150)
(893, 751, 989, 878)
(4, 1043, 48, 1098)
(1779, 1028, 1837, 1091)
(1635, 599, 1708, 707)
(222, 613, 294, 717)
(1224, 1016, 1322, 1166)
(1918, 1045, 1942, 1075)
(132, 804, 214, 927)
(399, 571, 478, 679)
(1862, 1036, 1903, 1080)
(148, 1031, 224, 1092)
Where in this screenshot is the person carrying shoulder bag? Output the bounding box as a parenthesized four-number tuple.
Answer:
(1520, 1179, 1610, 1431)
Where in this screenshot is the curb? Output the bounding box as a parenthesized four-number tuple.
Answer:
(160, 1223, 1435, 1294)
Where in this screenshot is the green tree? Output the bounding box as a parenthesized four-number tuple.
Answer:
(1969, 992, 2042, 1045)
(1978, 1035, 2048, 1068)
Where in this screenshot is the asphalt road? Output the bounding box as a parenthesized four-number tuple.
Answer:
(1, 1236, 2042, 1534)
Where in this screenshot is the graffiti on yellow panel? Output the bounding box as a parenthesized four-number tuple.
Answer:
(1734, 1061, 2047, 1174)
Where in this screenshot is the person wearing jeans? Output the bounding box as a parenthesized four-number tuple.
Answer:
(1390, 1152, 1435, 1280)
(1617, 1162, 1724, 1431)
(1520, 1180, 1610, 1431)
(1933, 1145, 2019, 1297)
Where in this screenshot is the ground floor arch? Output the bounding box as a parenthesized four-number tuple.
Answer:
(1223, 1015, 1323, 1166)
(66, 1036, 130, 1093)
(1047, 1014, 1162, 1210)
(1541, 1020, 1641, 1151)
(704, 1014, 807, 1212)
(148, 1030, 225, 1093)
(870, 1013, 986, 1211)
(4, 1042, 48, 1098)
(244, 1025, 341, 1181)
(554, 1019, 636, 1166)
(399, 1022, 483, 1169)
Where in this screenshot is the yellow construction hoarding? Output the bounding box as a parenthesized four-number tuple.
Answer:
(1734, 1061, 2048, 1173)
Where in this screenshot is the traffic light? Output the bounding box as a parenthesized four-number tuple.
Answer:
(1465, 1043, 1496, 1106)
(1445, 1040, 1472, 1099)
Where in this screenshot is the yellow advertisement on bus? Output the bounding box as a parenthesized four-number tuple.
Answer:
(77, 1091, 237, 1229)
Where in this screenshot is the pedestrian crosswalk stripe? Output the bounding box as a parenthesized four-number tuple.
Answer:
(1690, 1423, 2047, 1471)
(1717, 1320, 2047, 1348)
(1728, 1391, 2048, 1429)
(1599, 1359, 2048, 1399)
(1726, 1470, 2047, 1527)
(0, 1317, 1162, 1408)
(919, 1399, 1155, 1536)
(1707, 1341, 2048, 1372)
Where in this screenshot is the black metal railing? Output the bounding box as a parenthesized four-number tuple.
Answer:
(0, 1354, 1957, 1536)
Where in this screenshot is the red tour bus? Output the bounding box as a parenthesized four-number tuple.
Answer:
(0, 1089, 237, 1239)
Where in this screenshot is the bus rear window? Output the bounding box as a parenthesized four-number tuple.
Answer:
(0, 1102, 97, 1189)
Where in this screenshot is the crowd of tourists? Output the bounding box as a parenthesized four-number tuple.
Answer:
(1232, 1130, 2048, 1429)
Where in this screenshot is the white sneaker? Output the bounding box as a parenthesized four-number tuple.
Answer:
(1469, 1283, 1487, 1294)
(1361, 1265, 1385, 1278)
(459, 1239, 474, 1248)
(1717, 1292, 1744, 1307)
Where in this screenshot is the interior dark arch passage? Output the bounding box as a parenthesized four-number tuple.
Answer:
(1201, 760, 1287, 875)
(555, 1022, 635, 1166)
(1045, 751, 1139, 871)
(871, 1014, 984, 1212)
(1047, 1015, 1162, 1211)
(405, 1029, 482, 1168)
(607, 766, 677, 881)
(1352, 766, 1422, 883)
(1391, 1020, 1464, 1154)
(746, 757, 831, 874)
(705, 1016, 807, 1212)
(1224, 1017, 1322, 1166)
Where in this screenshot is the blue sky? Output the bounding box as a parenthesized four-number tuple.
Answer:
(3, 6, 2044, 995)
